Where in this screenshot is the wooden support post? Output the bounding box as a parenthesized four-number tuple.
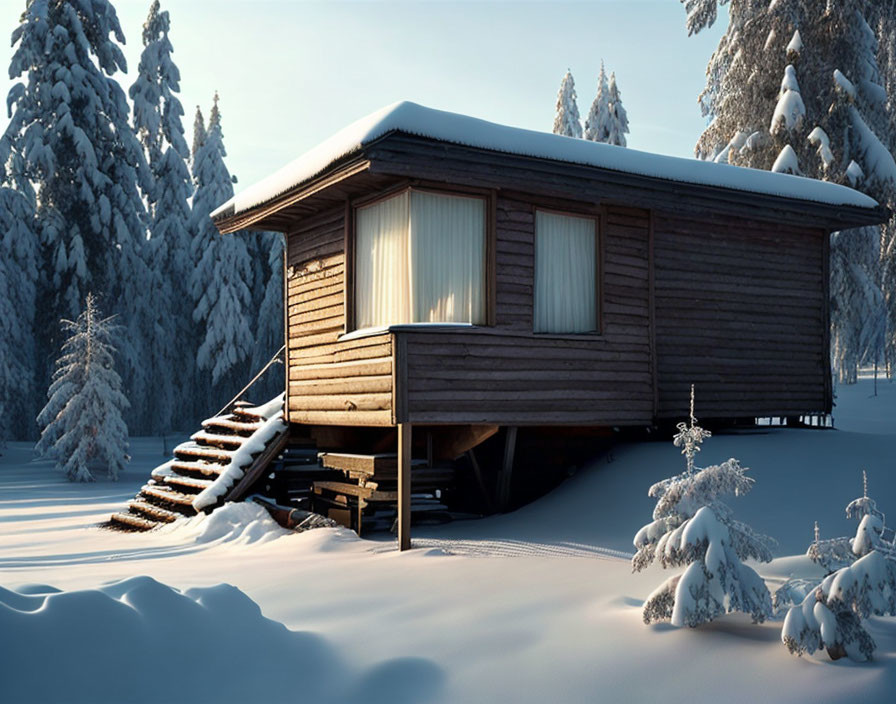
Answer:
(496, 426, 517, 512)
(398, 423, 412, 551)
(466, 448, 495, 515)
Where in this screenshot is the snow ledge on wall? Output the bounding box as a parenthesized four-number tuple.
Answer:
(211, 101, 880, 220)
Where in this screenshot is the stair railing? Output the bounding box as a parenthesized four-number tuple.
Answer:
(213, 345, 286, 419)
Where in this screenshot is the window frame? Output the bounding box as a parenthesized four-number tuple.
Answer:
(346, 184, 496, 334)
(532, 206, 603, 337)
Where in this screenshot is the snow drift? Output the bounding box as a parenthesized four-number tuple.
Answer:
(0, 576, 443, 704)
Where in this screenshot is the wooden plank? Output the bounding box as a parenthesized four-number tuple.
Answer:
(225, 427, 291, 505)
(288, 357, 392, 380)
(289, 375, 392, 395)
(287, 408, 394, 426)
(398, 423, 412, 551)
(288, 393, 391, 411)
(320, 452, 398, 474)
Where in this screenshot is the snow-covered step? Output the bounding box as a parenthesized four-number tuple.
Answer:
(161, 474, 215, 493)
(140, 483, 198, 508)
(128, 499, 181, 524)
(173, 442, 233, 463)
(170, 460, 226, 477)
(109, 511, 159, 531)
(200, 417, 262, 435)
(189, 430, 246, 450)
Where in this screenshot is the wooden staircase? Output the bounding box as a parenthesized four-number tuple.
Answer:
(108, 396, 289, 531)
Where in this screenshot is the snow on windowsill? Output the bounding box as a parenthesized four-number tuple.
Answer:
(338, 322, 476, 342)
(211, 101, 880, 221)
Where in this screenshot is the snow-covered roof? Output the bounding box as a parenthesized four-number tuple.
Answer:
(211, 101, 879, 220)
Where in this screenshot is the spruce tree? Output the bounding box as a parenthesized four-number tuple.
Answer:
(36, 293, 129, 482)
(605, 73, 630, 147)
(553, 70, 583, 138)
(584, 63, 610, 143)
(633, 387, 774, 627)
(189, 94, 254, 407)
(0, 137, 39, 443)
(129, 0, 192, 433)
(252, 235, 285, 399)
(5, 0, 152, 408)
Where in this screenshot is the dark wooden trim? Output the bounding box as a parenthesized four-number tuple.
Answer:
(282, 234, 290, 418)
(215, 158, 371, 233)
(598, 206, 606, 336)
(343, 199, 354, 335)
(647, 209, 658, 417)
(363, 134, 889, 230)
(350, 179, 412, 211)
(487, 190, 498, 327)
(822, 228, 832, 413)
(391, 332, 409, 425)
(532, 207, 602, 335)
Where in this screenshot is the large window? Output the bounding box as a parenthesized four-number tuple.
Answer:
(355, 189, 486, 329)
(534, 210, 598, 334)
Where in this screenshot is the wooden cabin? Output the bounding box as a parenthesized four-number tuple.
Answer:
(212, 101, 887, 548)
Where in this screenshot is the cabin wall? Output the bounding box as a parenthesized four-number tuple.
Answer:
(397, 198, 655, 426)
(653, 213, 829, 419)
(285, 207, 394, 426)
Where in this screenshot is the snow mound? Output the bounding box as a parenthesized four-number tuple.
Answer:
(212, 101, 879, 221)
(0, 576, 443, 704)
(159, 501, 291, 545)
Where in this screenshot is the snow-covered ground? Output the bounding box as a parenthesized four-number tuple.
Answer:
(2, 378, 895, 703)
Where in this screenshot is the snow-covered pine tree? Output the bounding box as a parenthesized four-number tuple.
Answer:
(189, 94, 254, 408)
(680, 0, 896, 384)
(251, 234, 285, 400)
(0, 136, 39, 443)
(36, 293, 129, 482)
(4, 0, 152, 412)
(633, 386, 774, 627)
(553, 70, 583, 138)
(779, 471, 896, 661)
(129, 0, 193, 433)
(604, 72, 630, 147)
(583, 63, 610, 143)
(782, 550, 896, 661)
(191, 105, 207, 161)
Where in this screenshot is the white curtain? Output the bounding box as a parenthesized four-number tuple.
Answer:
(410, 191, 485, 324)
(355, 190, 410, 329)
(355, 190, 486, 329)
(534, 211, 597, 333)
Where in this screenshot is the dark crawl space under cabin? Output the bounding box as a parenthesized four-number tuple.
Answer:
(110, 102, 888, 549)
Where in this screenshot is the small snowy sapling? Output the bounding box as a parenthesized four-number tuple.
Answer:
(633, 385, 774, 627)
(36, 294, 130, 482)
(781, 472, 896, 661)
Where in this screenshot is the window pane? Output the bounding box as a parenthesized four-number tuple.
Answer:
(355, 190, 486, 329)
(409, 191, 486, 324)
(355, 191, 410, 328)
(534, 211, 597, 333)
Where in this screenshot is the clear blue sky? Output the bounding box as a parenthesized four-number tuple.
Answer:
(0, 0, 726, 191)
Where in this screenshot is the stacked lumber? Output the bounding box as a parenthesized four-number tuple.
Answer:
(314, 453, 455, 534)
(107, 396, 289, 531)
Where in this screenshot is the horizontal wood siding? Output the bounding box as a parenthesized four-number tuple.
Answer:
(285, 207, 393, 426)
(400, 201, 654, 426)
(654, 213, 828, 419)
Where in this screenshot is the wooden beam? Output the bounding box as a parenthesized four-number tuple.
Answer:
(466, 448, 495, 514)
(398, 423, 412, 551)
(496, 426, 517, 511)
